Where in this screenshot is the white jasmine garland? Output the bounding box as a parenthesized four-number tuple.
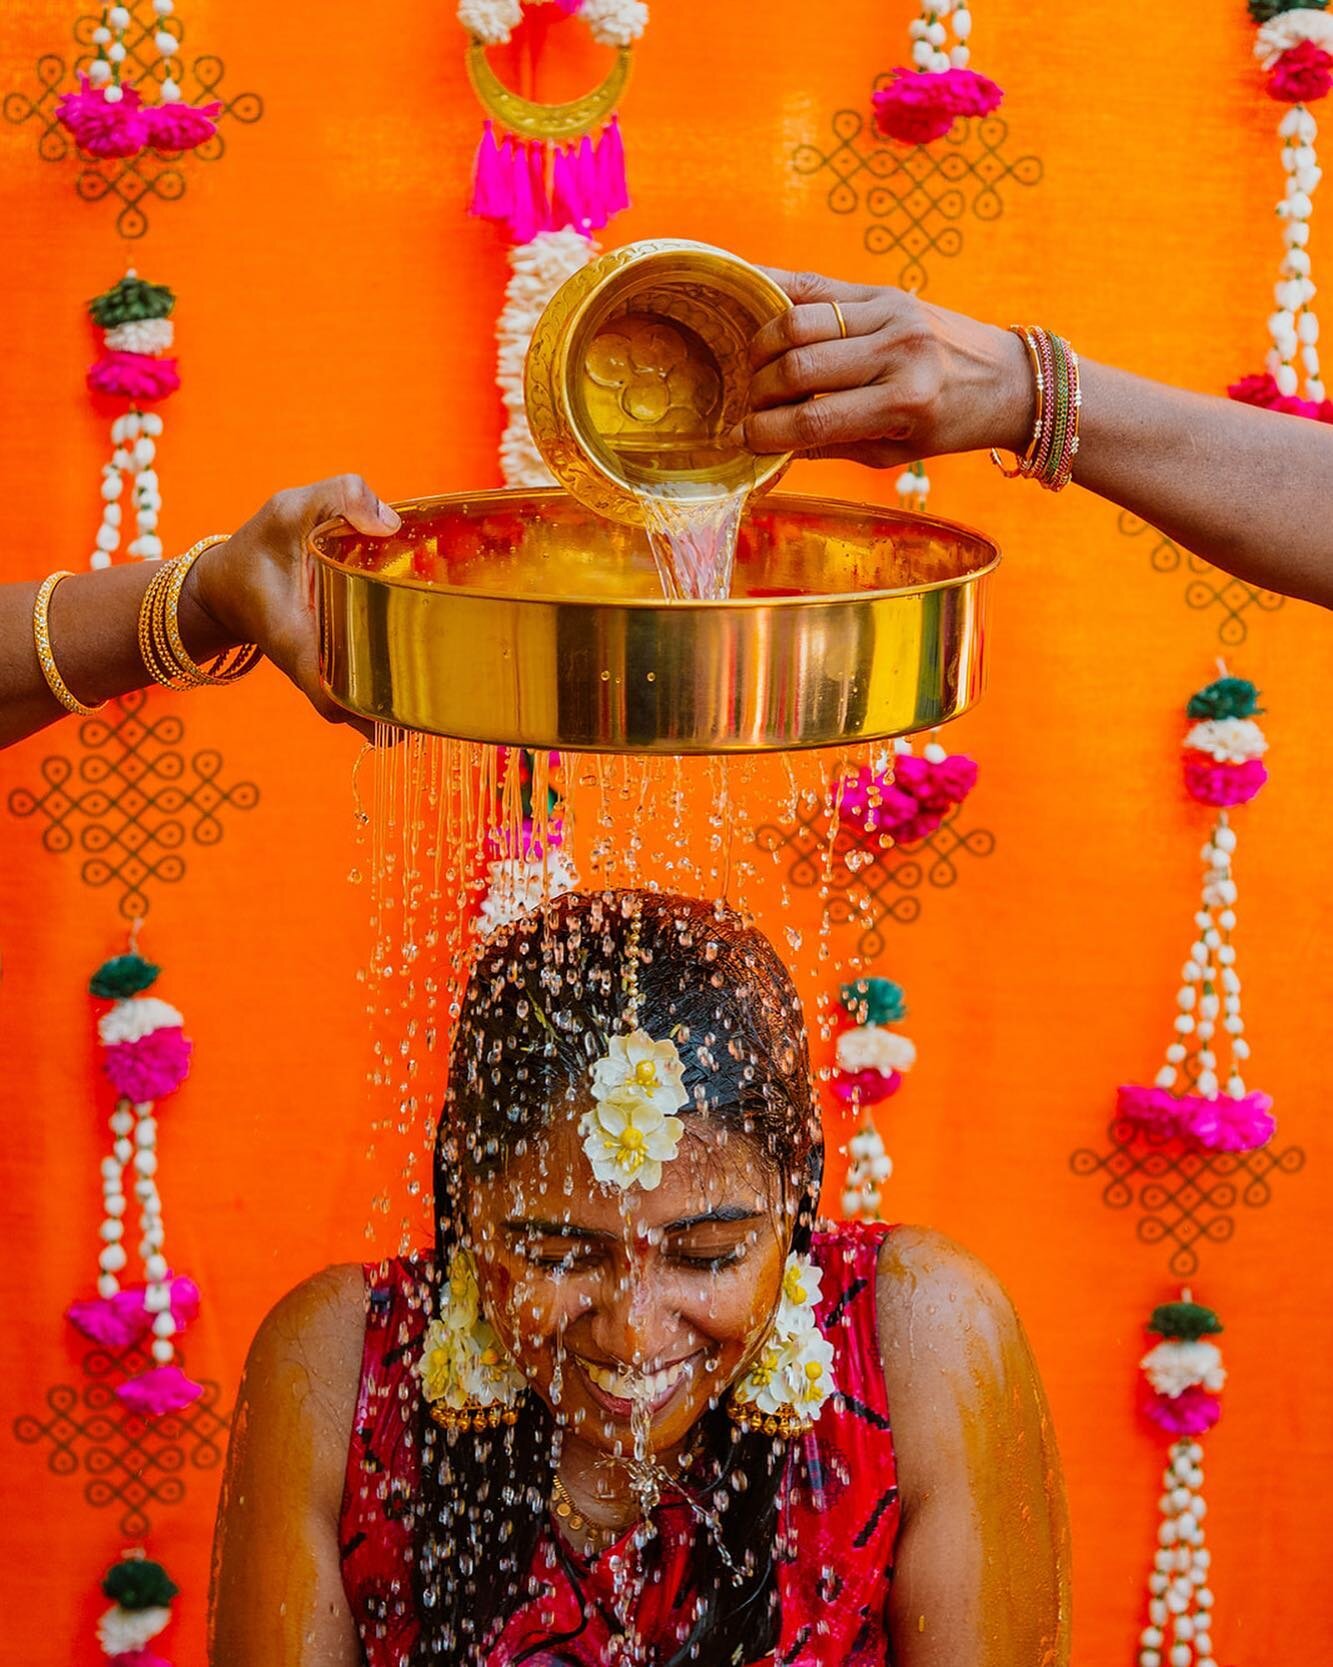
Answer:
(496, 231, 597, 487)
(458, 0, 523, 44)
(580, 0, 650, 47)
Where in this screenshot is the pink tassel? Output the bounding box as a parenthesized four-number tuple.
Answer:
(551, 144, 583, 232)
(469, 120, 505, 219)
(528, 139, 552, 234)
(596, 115, 630, 216)
(508, 138, 538, 244)
(575, 134, 605, 229)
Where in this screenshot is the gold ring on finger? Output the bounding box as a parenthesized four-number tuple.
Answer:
(830, 300, 848, 339)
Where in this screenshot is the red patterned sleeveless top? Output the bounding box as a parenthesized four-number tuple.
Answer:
(339, 1222, 901, 1665)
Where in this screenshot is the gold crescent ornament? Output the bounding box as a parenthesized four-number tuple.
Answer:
(465, 40, 631, 141)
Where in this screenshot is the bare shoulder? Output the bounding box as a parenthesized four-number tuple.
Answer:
(874, 1224, 1033, 1430)
(234, 1263, 367, 1511)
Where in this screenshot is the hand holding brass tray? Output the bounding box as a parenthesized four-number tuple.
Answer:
(309, 489, 997, 754)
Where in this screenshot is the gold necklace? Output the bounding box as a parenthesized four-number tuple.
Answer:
(550, 1473, 626, 1547)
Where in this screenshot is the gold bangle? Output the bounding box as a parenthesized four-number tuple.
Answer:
(33, 571, 106, 717)
(137, 536, 261, 690)
(989, 325, 1045, 480)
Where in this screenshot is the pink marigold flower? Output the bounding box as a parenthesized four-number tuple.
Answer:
(1268, 39, 1333, 103)
(1117, 1083, 1182, 1136)
(68, 1274, 199, 1347)
(104, 1025, 192, 1101)
(87, 351, 181, 403)
(142, 98, 222, 152)
(1144, 1384, 1221, 1437)
(115, 1364, 204, 1417)
(1182, 752, 1268, 808)
(837, 751, 978, 842)
(55, 76, 147, 158)
(873, 67, 1004, 146)
(1179, 1090, 1276, 1153)
(107, 1652, 173, 1667)
(1228, 371, 1333, 422)
(831, 1067, 902, 1106)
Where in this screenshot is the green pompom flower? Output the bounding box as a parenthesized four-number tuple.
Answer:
(89, 953, 161, 999)
(1186, 677, 1262, 722)
(839, 976, 907, 1026)
(89, 275, 176, 329)
(1248, 0, 1327, 21)
(102, 1556, 179, 1611)
(1147, 1299, 1223, 1342)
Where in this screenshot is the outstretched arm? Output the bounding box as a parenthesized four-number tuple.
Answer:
(0, 474, 399, 751)
(878, 1225, 1070, 1667)
(743, 268, 1333, 610)
(209, 1265, 365, 1667)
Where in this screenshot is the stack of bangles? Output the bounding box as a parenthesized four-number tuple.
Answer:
(990, 325, 1081, 492)
(32, 534, 260, 718)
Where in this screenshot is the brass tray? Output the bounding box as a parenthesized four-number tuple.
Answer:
(309, 488, 998, 754)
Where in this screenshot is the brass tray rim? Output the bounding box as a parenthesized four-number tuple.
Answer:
(307, 487, 1002, 609)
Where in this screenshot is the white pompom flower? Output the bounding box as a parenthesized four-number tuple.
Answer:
(835, 1024, 917, 1077)
(97, 1605, 171, 1654)
(580, 0, 650, 47)
(1254, 8, 1333, 68)
(98, 996, 184, 1046)
(1183, 717, 1268, 765)
(1141, 1339, 1227, 1398)
(458, 0, 523, 45)
(103, 317, 175, 355)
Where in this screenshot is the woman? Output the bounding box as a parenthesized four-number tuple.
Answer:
(210, 889, 1069, 1665)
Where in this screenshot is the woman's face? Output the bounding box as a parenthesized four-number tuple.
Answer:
(468, 1111, 792, 1458)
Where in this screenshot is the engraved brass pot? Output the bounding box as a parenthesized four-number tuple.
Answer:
(310, 489, 998, 754)
(524, 239, 794, 525)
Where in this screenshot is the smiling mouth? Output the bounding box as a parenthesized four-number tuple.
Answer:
(573, 1352, 702, 1416)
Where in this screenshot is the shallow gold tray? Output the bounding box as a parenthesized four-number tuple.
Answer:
(309, 489, 998, 754)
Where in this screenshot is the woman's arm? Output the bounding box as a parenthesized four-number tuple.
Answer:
(878, 1224, 1070, 1667)
(208, 1264, 366, 1667)
(0, 474, 399, 751)
(743, 268, 1333, 610)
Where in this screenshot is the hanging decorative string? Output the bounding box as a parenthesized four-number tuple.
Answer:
(66, 945, 203, 1417)
(1230, 1, 1333, 422)
(460, 0, 645, 485)
(96, 1550, 180, 1664)
(834, 733, 979, 847)
(1118, 669, 1275, 1153)
(86, 272, 176, 570)
(1135, 1295, 1226, 1667)
(55, 0, 219, 158)
(834, 976, 915, 1221)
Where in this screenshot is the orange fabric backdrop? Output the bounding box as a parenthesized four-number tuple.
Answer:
(1, 0, 1331, 1660)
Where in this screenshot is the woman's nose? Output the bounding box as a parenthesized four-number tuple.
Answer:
(587, 1268, 682, 1367)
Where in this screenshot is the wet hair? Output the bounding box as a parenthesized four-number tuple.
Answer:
(412, 889, 823, 1664)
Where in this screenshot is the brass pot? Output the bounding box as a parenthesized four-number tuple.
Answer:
(523, 239, 794, 526)
(310, 489, 998, 754)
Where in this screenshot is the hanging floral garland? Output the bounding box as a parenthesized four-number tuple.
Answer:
(97, 1550, 179, 1665)
(834, 976, 915, 1222)
(460, 0, 644, 485)
(66, 948, 202, 1417)
(872, 1, 1004, 149)
(1135, 1295, 1226, 1667)
(86, 272, 177, 570)
(1118, 670, 1275, 1154)
(835, 734, 979, 847)
(478, 749, 578, 933)
(56, 0, 219, 159)
(1229, 1, 1333, 421)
